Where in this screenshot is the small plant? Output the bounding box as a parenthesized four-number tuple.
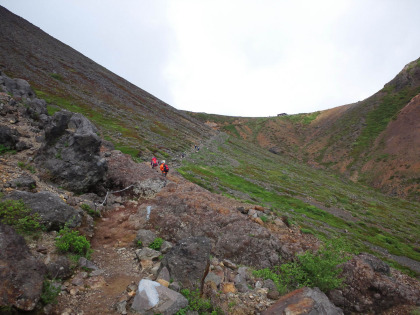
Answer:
(148, 237, 164, 250)
(260, 215, 268, 223)
(40, 279, 61, 305)
(80, 204, 100, 217)
(0, 199, 43, 234)
(176, 289, 214, 314)
(17, 161, 36, 174)
(0, 144, 16, 155)
(136, 240, 143, 248)
(55, 226, 91, 256)
(253, 238, 351, 294)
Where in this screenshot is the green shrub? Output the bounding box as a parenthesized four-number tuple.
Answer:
(55, 226, 91, 256)
(260, 215, 268, 222)
(0, 144, 16, 155)
(80, 203, 100, 217)
(148, 237, 164, 250)
(0, 199, 43, 234)
(136, 240, 143, 248)
(253, 238, 351, 294)
(40, 279, 60, 305)
(176, 289, 215, 314)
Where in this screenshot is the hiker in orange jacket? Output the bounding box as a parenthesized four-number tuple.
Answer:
(160, 160, 169, 176)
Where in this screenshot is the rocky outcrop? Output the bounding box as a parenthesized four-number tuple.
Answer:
(329, 253, 420, 314)
(160, 236, 211, 291)
(0, 71, 35, 99)
(0, 124, 20, 149)
(145, 176, 288, 269)
(4, 190, 82, 231)
(0, 223, 46, 311)
(35, 110, 107, 193)
(104, 150, 166, 199)
(262, 287, 344, 315)
(131, 279, 188, 314)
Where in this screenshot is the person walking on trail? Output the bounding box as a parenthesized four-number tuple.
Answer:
(151, 157, 158, 169)
(160, 160, 169, 177)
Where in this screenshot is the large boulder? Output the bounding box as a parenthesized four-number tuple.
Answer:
(4, 190, 82, 231)
(0, 124, 20, 149)
(328, 253, 420, 314)
(262, 287, 344, 315)
(35, 110, 107, 193)
(0, 223, 46, 311)
(131, 279, 188, 314)
(0, 71, 35, 99)
(160, 236, 211, 291)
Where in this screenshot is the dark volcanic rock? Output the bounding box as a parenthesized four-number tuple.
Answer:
(262, 287, 344, 315)
(9, 174, 36, 190)
(0, 71, 35, 99)
(4, 190, 82, 231)
(328, 253, 420, 314)
(0, 223, 46, 311)
(160, 236, 211, 291)
(146, 176, 284, 269)
(0, 124, 20, 149)
(35, 110, 107, 193)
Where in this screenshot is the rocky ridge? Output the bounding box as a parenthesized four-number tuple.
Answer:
(1, 73, 420, 314)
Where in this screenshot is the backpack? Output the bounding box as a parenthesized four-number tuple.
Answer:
(163, 164, 169, 172)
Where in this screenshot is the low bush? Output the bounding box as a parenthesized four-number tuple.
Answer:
(40, 279, 60, 305)
(253, 238, 351, 294)
(148, 237, 164, 250)
(55, 226, 91, 256)
(176, 289, 221, 315)
(0, 199, 43, 234)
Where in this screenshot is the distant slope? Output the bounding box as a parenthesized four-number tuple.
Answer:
(189, 58, 420, 201)
(0, 5, 215, 161)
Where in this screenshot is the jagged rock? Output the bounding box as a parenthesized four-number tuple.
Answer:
(0, 223, 46, 311)
(234, 267, 250, 293)
(25, 98, 48, 122)
(4, 190, 82, 231)
(78, 257, 99, 271)
(46, 256, 72, 280)
(135, 247, 161, 261)
(0, 72, 35, 99)
(262, 287, 344, 315)
(35, 110, 107, 193)
(0, 124, 20, 149)
(329, 253, 420, 314)
(160, 240, 173, 254)
(205, 272, 223, 287)
(9, 174, 36, 190)
(135, 229, 157, 247)
(160, 236, 211, 291)
(131, 279, 188, 314)
(157, 267, 171, 282)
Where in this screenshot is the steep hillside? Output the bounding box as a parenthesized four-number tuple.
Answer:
(190, 58, 420, 201)
(0, 5, 215, 161)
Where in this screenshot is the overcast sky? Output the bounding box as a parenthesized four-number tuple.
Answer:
(1, 1, 420, 117)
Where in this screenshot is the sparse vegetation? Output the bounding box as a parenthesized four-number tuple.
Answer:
(253, 238, 351, 294)
(0, 199, 43, 234)
(148, 237, 164, 251)
(176, 289, 220, 315)
(55, 226, 91, 257)
(40, 279, 61, 305)
(80, 203, 100, 218)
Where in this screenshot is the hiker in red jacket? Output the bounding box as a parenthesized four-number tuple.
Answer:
(151, 157, 158, 169)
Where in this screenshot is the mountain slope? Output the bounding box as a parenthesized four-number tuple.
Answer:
(1, 5, 419, 277)
(0, 5, 215, 161)
(190, 59, 420, 201)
